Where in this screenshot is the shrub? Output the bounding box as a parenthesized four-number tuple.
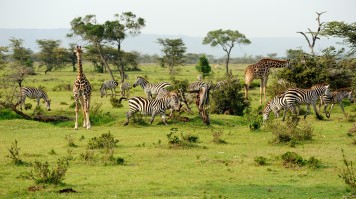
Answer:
(88, 132, 119, 149)
(281, 152, 306, 168)
(210, 79, 249, 116)
(245, 106, 263, 131)
(195, 55, 212, 78)
(307, 156, 322, 169)
(254, 156, 268, 166)
(110, 97, 123, 108)
(268, 116, 314, 145)
(6, 140, 25, 166)
(65, 134, 77, 147)
(24, 103, 32, 110)
(27, 157, 69, 185)
(166, 128, 199, 148)
(89, 102, 116, 125)
(338, 149, 356, 194)
(212, 130, 227, 144)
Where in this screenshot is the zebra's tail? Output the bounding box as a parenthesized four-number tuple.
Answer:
(119, 97, 128, 104)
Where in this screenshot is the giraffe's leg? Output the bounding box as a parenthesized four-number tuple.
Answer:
(259, 79, 263, 105)
(74, 96, 79, 130)
(85, 96, 91, 129)
(263, 77, 268, 104)
(78, 97, 86, 128)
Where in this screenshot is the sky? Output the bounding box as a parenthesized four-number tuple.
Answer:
(1, 0, 355, 38)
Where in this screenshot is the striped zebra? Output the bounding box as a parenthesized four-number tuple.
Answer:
(282, 84, 330, 121)
(262, 93, 300, 121)
(18, 87, 51, 111)
(132, 76, 171, 99)
(187, 81, 207, 93)
(319, 88, 354, 118)
(120, 82, 131, 98)
(119, 92, 180, 126)
(100, 80, 118, 98)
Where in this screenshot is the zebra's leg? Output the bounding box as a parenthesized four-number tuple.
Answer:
(282, 107, 287, 121)
(19, 96, 26, 110)
(304, 104, 311, 119)
(150, 113, 157, 124)
(124, 111, 134, 126)
(36, 98, 40, 107)
(338, 101, 346, 116)
(324, 104, 330, 118)
(160, 113, 168, 125)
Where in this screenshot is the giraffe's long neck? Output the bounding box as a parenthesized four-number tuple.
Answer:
(76, 53, 84, 78)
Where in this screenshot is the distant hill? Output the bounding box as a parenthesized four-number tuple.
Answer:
(0, 28, 345, 58)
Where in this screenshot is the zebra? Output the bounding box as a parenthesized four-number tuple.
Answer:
(262, 93, 300, 121)
(132, 76, 171, 99)
(119, 92, 181, 126)
(18, 87, 51, 111)
(282, 83, 330, 121)
(187, 81, 208, 93)
(100, 80, 119, 98)
(120, 82, 131, 98)
(319, 88, 354, 118)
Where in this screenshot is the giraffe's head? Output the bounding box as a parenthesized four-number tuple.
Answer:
(74, 45, 82, 57)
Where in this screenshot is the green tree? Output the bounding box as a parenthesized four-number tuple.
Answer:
(36, 39, 71, 73)
(68, 15, 115, 80)
(322, 21, 356, 53)
(0, 46, 8, 70)
(157, 38, 186, 75)
(195, 55, 211, 78)
(104, 12, 145, 82)
(9, 38, 34, 70)
(203, 29, 251, 76)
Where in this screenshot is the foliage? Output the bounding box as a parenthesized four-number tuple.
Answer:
(6, 140, 25, 166)
(322, 21, 356, 53)
(203, 29, 251, 75)
(210, 79, 249, 116)
(65, 134, 77, 147)
(0, 46, 8, 69)
(89, 102, 116, 125)
(0, 109, 22, 120)
(245, 106, 263, 131)
(110, 97, 123, 108)
(36, 39, 71, 73)
(276, 49, 353, 89)
(254, 156, 268, 166)
(87, 132, 119, 149)
(9, 37, 34, 75)
(212, 130, 227, 144)
(338, 149, 356, 194)
(195, 55, 211, 78)
(166, 128, 199, 148)
(26, 157, 69, 185)
(157, 38, 187, 75)
(268, 116, 314, 146)
(281, 152, 307, 168)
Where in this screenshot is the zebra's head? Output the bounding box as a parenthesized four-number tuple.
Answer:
(133, 76, 146, 88)
(347, 91, 354, 103)
(45, 99, 51, 111)
(311, 84, 330, 96)
(262, 101, 272, 121)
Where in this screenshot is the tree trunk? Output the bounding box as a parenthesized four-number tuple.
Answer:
(97, 44, 115, 82)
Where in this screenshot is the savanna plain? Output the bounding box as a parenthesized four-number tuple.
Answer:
(0, 63, 355, 198)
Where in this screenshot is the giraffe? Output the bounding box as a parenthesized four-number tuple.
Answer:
(73, 46, 92, 130)
(244, 58, 291, 105)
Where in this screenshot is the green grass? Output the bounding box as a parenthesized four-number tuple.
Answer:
(0, 63, 355, 198)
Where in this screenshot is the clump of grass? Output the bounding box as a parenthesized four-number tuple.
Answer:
(89, 102, 116, 125)
(26, 157, 69, 185)
(52, 84, 71, 92)
(59, 102, 68, 105)
(79, 149, 96, 164)
(338, 149, 356, 194)
(87, 132, 119, 149)
(281, 152, 322, 169)
(212, 130, 227, 144)
(268, 115, 314, 146)
(65, 134, 77, 147)
(32, 106, 45, 116)
(6, 140, 25, 166)
(110, 97, 123, 108)
(254, 156, 268, 166)
(166, 127, 199, 148)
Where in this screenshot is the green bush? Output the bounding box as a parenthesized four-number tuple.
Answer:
(210, 79, 249, 116)
(281, 152, 306, 168)
(338, 149, 356, 194)
(88, 132, 119, 149)
(6, 140, 25, 166)
(254, 156, 268, 166)
(245, 106, 262, 131)
(195, 55, 212, 78)
(166, 128, 199, 148)
(110, 97, 123, 108)
(27, 157, 69, 185)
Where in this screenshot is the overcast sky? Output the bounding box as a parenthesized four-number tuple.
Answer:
(1, 0, 355, 38)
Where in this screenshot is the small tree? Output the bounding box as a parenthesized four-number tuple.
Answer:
(203, 29, 251, 76)
(157, 38, 186, 75)
(9, 37, 34, 77)
(322, 21, 356, 54)
(0, 46, 8, 70)
(195, 55, 211, 78)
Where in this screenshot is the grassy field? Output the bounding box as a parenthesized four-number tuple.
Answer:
(0, 63, 355, 198)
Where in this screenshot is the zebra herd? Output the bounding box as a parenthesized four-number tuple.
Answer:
(15, 75, 354, 126)
(262, 84, 354, 121)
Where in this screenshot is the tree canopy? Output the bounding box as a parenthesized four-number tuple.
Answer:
(322, 21, 356, 53)
(203, 29, 251, 76)
(157, 38, 186, 75)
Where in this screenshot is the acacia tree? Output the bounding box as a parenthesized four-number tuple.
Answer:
(297, 11, 326, 55)
(104, 12, 145, 83)
(157, 38, 186, 75)
(322, 21, 356, 54)
(36, 39, 70, 73)
(0, 46, 8, 70)
(203, 29, 251, 76)
(68, 15, 115, 81)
